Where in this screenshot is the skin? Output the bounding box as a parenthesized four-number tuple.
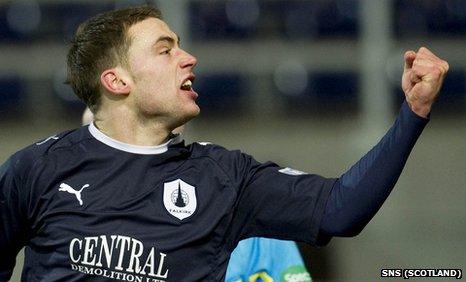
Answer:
(92, 17, 448, 146)
(402, 47, 449, 118)
(94, 17, 198, 146)
(83, 107, 185, 134)
(82, 107, 93, 125)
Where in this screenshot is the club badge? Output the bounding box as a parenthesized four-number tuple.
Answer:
(163, 179, 197, 220)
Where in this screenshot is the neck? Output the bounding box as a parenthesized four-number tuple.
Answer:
(93, 106, 174, 146)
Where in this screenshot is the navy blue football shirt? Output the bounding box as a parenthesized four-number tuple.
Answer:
(0, 123, 335, 281)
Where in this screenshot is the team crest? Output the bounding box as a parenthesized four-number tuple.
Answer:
(163, 179, 197, 220)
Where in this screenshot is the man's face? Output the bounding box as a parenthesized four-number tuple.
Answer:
(125, 17, 199, 127)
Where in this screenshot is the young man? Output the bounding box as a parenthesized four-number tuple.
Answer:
(0, 6, 448, 282)
(83, 109, 312, 282)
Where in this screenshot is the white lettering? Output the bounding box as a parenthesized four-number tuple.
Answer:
(96, 235, 116, 268)
(115, 271, 124, 279)
(126, 238, 144, 273)
(140, 248, 155, 276)
(284, 272, 311, 282)
(78, 264, 94, 274)
(94, 268, 103, 275)
(102, 269, 110, 278)
(127, 273, 135, 282)
(68, 235, 169, 281)
(69, 238, 82, 263)
(115, 236, 131, 271)
(155, 252, 168, 279)
(82, 236, 98, 265)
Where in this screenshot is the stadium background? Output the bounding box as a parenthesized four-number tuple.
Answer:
(0, 0, 464, 281)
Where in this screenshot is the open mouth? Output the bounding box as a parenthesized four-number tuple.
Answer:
(180, 79, 192, 91)
(180, 76, 195, 91)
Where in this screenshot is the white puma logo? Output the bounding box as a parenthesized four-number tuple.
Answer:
(59, 183, 90, 206)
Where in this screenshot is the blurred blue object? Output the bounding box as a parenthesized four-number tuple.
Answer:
(226, 237, 312, 282)
(0, 4, 28, 41)
(42, 2, 114, 42)
(277, 71, 359, 113)
(269, 0, 358, 39)
(189, 1, 256, 40)
(195, 73, 244, 114)
(0, 76, 24, 113)
(189, 0, 358, 40)
(0, 2, 114, 42)
(311, 72, 359, 102)
(394, 0, 466, 37)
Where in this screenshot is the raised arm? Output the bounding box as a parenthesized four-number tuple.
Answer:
(320, 47, 449, 237)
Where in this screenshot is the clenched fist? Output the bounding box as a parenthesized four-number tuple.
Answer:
(402, 47, 449, 118)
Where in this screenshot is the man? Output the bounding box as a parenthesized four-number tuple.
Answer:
(0, 6, 448, 282)
(82, 109, 312, 282)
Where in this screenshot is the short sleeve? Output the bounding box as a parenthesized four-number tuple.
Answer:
(225, 153, 336, 248)
(0, 157, 29, 280)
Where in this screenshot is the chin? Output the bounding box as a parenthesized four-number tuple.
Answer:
(175, 105, 200, 126)
(185, 106, 201, 121)
(185, 101, 201, 116)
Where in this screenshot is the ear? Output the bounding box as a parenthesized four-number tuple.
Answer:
(100, 67, 131, 95)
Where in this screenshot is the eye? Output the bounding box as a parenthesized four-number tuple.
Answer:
(160, 48, 171, 55)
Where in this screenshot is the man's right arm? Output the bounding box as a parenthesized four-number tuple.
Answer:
(0, 157, 28, 281)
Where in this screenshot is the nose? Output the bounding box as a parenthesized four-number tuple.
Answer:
(179, 49, 197, 69)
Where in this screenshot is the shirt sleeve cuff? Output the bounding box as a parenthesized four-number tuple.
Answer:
(401, 100, 430, 124)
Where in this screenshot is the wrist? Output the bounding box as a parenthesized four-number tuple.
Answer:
(406, 100, 432, 119)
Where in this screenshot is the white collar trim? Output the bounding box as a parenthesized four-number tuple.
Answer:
(88, 122, 183, 155)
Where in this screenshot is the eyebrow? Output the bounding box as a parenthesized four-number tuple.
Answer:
(155, 35, 181, 46)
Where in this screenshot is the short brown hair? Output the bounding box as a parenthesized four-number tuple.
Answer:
(67, 6, 162, 112)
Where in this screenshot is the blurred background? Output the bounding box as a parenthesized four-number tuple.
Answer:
(0, 0, 464, 281)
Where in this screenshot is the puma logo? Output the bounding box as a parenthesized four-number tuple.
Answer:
(59, 183, 90, 206)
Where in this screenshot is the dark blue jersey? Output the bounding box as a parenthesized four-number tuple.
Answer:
(0, 123, 335, 281)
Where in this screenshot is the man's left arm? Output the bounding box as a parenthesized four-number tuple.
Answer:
(223, 47, 448, 246)
(319, 47, 449, 238)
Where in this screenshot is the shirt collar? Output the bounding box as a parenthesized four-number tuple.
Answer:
(88, 122, 183, 155)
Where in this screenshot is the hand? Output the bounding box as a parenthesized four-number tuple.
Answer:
(402, 47, 449, 118)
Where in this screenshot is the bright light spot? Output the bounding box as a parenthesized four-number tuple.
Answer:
(274, 60, 308, 96)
